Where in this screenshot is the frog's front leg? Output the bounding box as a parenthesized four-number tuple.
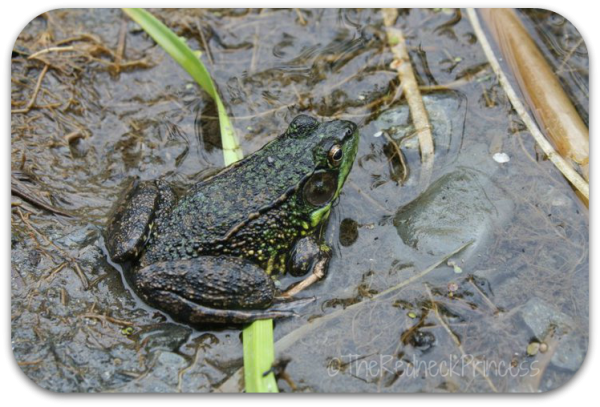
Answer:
(132, 256, 313, 325)
(282, 236, 331, 298)
(105, 179, 175, 263)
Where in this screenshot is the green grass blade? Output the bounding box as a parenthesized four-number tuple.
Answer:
(122, 8, 242, 164)
(243, 319, 278, 393)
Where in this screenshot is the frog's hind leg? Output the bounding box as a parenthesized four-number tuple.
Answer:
(133, 256, 314, 325)
(152, 291, 312, 325)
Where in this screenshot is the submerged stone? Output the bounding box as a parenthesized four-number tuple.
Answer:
(393, 168, 513, 259)
(518, 297, 586, 372)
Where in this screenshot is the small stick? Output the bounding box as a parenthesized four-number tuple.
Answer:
(425, 284, 498, 392)
(27, 46, 74, 60)
(382, 131, 408, 183)
(112, 18, 128, 75)
(382, 8, 435, 188)
(294, 9, 307, 26)
(82, 313, 134, 327)
(11, 64, 49, 114)
(11, 177, 72, 217)
(196, 18, 214, 66)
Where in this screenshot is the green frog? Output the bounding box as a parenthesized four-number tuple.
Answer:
(105, 115, 359, 325)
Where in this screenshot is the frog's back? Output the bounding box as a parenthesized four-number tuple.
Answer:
(141, 132, 316, 265)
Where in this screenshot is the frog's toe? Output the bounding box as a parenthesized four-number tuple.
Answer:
(271, 296, 316, 309)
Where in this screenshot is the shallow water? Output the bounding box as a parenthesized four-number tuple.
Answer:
(11, 8, 588, 393)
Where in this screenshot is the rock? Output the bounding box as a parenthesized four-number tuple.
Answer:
(519, 297, 573, 338)
(518, 297, 586, 372)
(551, 334, 586, 372)
(394, 168, 513, 260)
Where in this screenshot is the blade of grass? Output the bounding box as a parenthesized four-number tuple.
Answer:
(243, 319, 278, 393)
(122, 8, 242, 164)
(122, 8, 276, 393)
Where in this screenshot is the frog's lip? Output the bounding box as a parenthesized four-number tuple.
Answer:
(335, 125, 359, 197)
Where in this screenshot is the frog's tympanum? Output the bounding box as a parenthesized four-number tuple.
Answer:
(105, 115, 359, 325)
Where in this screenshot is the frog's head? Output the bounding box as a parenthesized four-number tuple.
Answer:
(285, 115, 359, 226)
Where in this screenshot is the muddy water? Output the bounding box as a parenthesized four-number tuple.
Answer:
(11, 8, 588, 393)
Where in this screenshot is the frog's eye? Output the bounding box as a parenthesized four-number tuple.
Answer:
(328, 145, 343, 166)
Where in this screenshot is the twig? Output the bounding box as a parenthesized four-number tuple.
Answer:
(196, 18, 214, 66)
(17, 359, 44, 367)
(557, 37, 584, 74)
(376, 240, 473, 298)
(44, 262, 68, 282)
(82, 313, 134, 327)
(112, 18, 128, 76)
(466, 277, 501, 314)
(424, 285, 498, 392)
(11, 177, 72, 217)
(382, 8, 434, 189)
(382, 132, 409, 183)
(64, 130, 86, 144)
(15, 208, 88, 289)
(11, 64, 49, 114)
(418, 67, 489, 91)
(294, 8, 307, 26)
(346, 181, 393, 215)
(250, 24, 260, 74)
(466, 8, 588, 200)
(27, 46, 75, 60)
(480, 9, 588, 183)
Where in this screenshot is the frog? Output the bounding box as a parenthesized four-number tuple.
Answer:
(105, 115, 359, 325)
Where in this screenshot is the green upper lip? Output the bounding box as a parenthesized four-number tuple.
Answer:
(336, 129, 359, 196)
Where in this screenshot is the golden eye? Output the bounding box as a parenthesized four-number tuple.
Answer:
(328, 145, 343, 166)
